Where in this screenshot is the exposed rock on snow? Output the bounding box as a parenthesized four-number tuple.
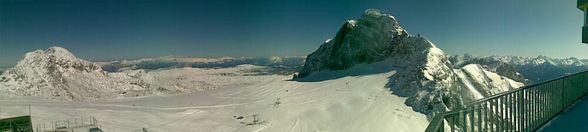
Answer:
(297, 9, 523, 119)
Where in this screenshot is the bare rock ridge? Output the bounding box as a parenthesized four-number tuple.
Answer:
(297, 9, 523, 119)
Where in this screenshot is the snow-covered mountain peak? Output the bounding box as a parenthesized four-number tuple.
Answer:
(16, 46, 102, 75)
(0, 47, 140, 100)
(24, 46, 76, 61)
(297, 9, 523, 119)
(298, 9, 427, 77)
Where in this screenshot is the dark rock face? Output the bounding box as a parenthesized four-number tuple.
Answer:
(298, 9, 409, 77)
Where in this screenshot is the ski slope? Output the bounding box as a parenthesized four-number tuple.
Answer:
(0, 63, 429, 132)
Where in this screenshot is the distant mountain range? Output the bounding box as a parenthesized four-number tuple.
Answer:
(449, 54, 588, 84)
(96, 56, 305, 75)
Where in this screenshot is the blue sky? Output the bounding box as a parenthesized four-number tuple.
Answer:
(0, 0, 586, 66)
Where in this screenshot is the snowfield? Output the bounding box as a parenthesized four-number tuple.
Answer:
(0, 62, 430, 132)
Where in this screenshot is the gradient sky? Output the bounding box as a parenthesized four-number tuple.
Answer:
(1, 0, 587, 67)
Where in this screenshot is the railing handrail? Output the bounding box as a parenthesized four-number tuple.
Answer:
(425, 70, 588, 132)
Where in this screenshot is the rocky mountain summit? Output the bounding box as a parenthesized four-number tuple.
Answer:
(297, 9, 523, 118)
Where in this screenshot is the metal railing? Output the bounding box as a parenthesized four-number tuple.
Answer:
(35, 116, 100, 132)
(0, 116, 33, 132)
(425, 71, 588, 132)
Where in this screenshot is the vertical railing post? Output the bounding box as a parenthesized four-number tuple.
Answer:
(510, 93, 514, 131)
(485, 102, 490, 131)
(519, 90, 523, 131)
(451, 115, 456, 132)
(470, 106, 475, 132)
(504, 96, 508, 131)
(462, 110, 467, 132)
(492, 99, 497, 132)
(477, 104, 483, 132)
(561, 78, 564, 111)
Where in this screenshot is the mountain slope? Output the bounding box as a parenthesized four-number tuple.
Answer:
(297, 9, 522, 118)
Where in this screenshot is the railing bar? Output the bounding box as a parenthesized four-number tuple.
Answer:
(461, 110, 466, 132)
(505, 94, 509, 131)
(540, 84, 544, 124)
(490, 99, 498, 131)
(470, 106, 475, 132)
(477, 103, 482, 132)
(512, 93, 515, 131)
(540, 85, 544, 127)
(496, 96, 504, 131)
(543, 84, 547, 123)
(536, 87, 540, 130)
(548, 81, 552, 123)
(548, 81, 552, 120)
(529, 89, 533, 132)
(521, 90, 524, 132)
(508, 94, 512, 131)
(451, 115, 455, 132)
(513, 91, 517, 131)
(505, 93, 510, 131)
(517, 91, 523, 131)
(497, 97, 502, 131)
(525, 89, 528, 132)
(515, 90, 519, 132)
(533, 87, 537, 130)
(485, 101, 490, 131)
(503, 94, 508, 131)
